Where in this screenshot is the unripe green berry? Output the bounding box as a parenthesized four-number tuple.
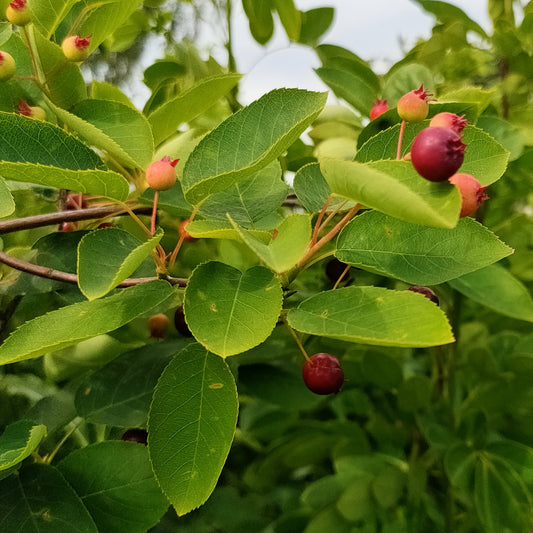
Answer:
(6, 0, 31, 26)
(397, 85, 432, 122)
(61, 35, 92, 62)
(146, 156, 179, 191)
(0, 51, 16, 81)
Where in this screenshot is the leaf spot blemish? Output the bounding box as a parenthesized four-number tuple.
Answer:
(209, 383, 224, 389)
(321, 309, 329, 318)
(210, 303, 217, 312)
(84, 387, 91, 395)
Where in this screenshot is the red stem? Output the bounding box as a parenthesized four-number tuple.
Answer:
(396, 120, 406, 160)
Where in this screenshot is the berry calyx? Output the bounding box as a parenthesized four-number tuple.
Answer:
(449, 173, 489, 217)
(302, 353, 344, 395)
(410, 127, 466, 182)
(121, 428, 148, 445)
(17, 100, 46, 120)
(408, 285, 439, 305)
(179, 220, 197, 242)
(146, 156, 179, 191)
(0, 51, 16, 81)
(370, 99, 388, 120)
(6, 0, 31, 26)
(65, 192, 88, 210)
(148, 313, 170, 338)
(61, 35, 92, 62)
(174, 306, 192, 337)
(397, 85, 433, 122)
(429, 112, 468, 135)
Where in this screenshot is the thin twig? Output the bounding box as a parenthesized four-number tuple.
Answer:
(0, 251, 187, 287)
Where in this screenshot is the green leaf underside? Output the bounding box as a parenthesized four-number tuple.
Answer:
(336, 211, 513, 285)
(0, 420, 46, 471)
(321, 159, 461, 228)
(75, 341, 190, 427)
(0, 162, 129, 201)
(229, 213, 312, 273)
(149, 74, 242, 145)
(448, 264, 533, 322)
(184, 262, 283, 357)
(0, 463, 98, 533)
(58, 441, 168, 533)
(287, 286, 454, 347)
(182, 88, 327, 204)
(0, 281, 175, 365)
(72, 99, 155, 168)
(148, 344, 238, 516)
(30, 0, 85, 39)
(0, 112, 103, 170)
(77, 228, 163, 300)
(0, 176, 14, 217)
(198, 160, 289, 227)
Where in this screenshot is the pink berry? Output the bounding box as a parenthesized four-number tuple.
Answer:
(449, 173, 489, 217)
(408, 286, 439, 305)
(302, 353, 344, 395)
(145, 156, 178, 191)
(370, 99, 388, 120)
(0, 51, 16, 81)
(179, 220, 197, 242)
(429, 112, 468, 135)
(17, 100, 45, 120)
(61, 35, 92, 62)
(411, 127, 466, 182)
(397, 85, 433, 122)
(6, 0, 31, 26)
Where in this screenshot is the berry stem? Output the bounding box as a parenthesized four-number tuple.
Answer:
(396, 120, 406, 160)
(150, 190, 159, 235)
(332, 264, 351, 290)
(285, 322, 311, 362)
(311, 196, 332, 245)
(168, 206, 198, 270)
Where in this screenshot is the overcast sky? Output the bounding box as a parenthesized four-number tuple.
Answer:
(229, 0, 491, 103)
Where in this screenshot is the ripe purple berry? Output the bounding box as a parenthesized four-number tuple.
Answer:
(410, 127, 466, 182)
(174, 306, 192, 337)
(121, 428, 148, 445)
(302, 353, 344, 395)
(449, 173, 489, 217)
(408, 285, 439, 305)
(397, 85, 432, 122)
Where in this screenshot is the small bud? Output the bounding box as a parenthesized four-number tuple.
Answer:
(397, 85, 433, 122)
(62, 35, 92, 62)
(369, 99, 388, 120)
(6, 0, 31, 26)
(146, 156, 179, 191)
(0, 51, 16, 81)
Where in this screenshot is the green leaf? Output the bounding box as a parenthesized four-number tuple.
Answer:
(58, 441, 168, 533)
(298, 8, 335, 46)
(75, 341, 189, 427)
(0, 176, 14, 217)
(475, 452, 533, 532)
(0, 420, 46, 472)
(321, 159, 461, 228)
(148, 343, 238, 515)
(0, 463, 98, 533)
(198, 160, 288, 227)
(303, 506, 352, 533)
(148, 74, 241, 146)
(0, 112, 103, 169)
(0, 162, 129, 201)
(0, 280, 175, 365)
(448, 264, 533, 322)
(476, 115, 524, 161)
(397, 375, 433, 412)
(287, 286, 454, 348)
(337, 474, 374, 521)
(273, 0, 301, 41)
(77, 228, 163, 300)
(28, 0, 79, 38)
(382, 63, 434, 104)
(185, 219, 272, 241)
(90, 81, 136, 108)
(229, 213, 312, 273)
(72, 99, 154, 168)
(242, 0, 274, 44)
(182, 88, 327, 204)
(184, 262, 283, 357)
(444, 443, 476, 493)
(336, 211, 513, 285)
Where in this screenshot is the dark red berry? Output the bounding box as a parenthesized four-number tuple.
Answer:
(449, 173, 489, 217)
(408, 286, 439, 305)
(325, 258, 350, 284)
(174, 306, 192, 337)
(121, 428, 148, 445)
(429, 112, 467, 135)
(410, 127, 466, 182)
(370, 99, 388, 120)
(302, 353, 344, 395)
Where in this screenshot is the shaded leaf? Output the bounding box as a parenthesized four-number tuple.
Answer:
(0, 420, 46, 472)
